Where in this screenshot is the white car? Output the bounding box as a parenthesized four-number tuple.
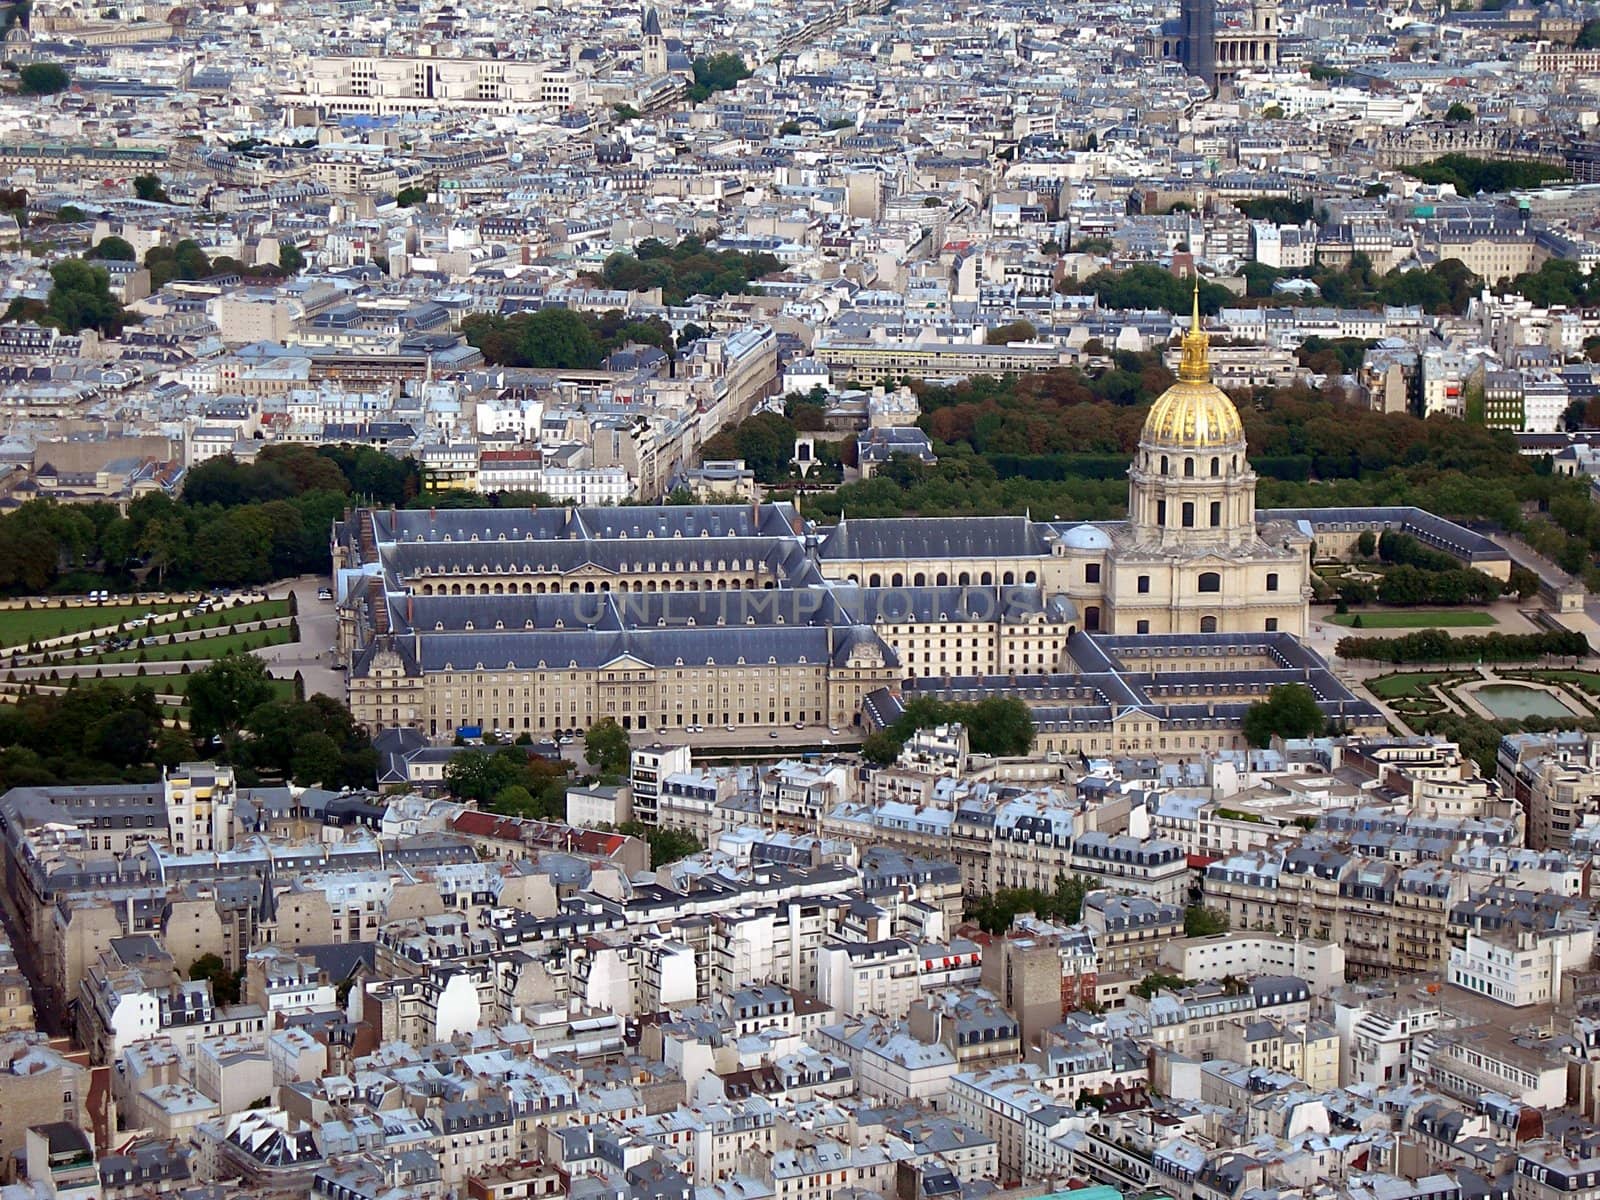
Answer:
(317, 588, 334, 601)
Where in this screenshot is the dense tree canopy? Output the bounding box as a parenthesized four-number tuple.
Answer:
(34, 260, 130, 335)
(87, 236, 137, 262)
(461, 307, 679, 369)
(1063, 264, 1235, 314)
(687, 53, 751, 102)
(966, 874, 1093, 934)
(862, 695, 1034, 764)
(1337, 628, 1589, 666)
(1242, 684, 1327, 748)
(1403, 154, 1568, 194)
(584, 717, 631, 777)
(443, 746, 571, 819)
(18, 62, 70, 94)
(590, 236, 780, 307)
(0, 444, 418, 597)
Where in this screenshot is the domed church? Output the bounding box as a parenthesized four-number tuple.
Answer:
(1092, 285, 1312, 635)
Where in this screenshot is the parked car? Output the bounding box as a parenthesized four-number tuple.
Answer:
(317, 587, 333, 601)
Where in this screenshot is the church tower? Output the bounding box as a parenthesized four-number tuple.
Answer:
(1179, 0, 1215, 85)
(1104, 278, 1310, 638)
(641, 6, 667, 75)
(1126, 283, 1257, 552)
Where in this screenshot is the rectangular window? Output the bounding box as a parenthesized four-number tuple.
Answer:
(1210, 501, 1221, 526)
(1138, 575, 1150, 594)
(1137, 620, 1150, 634)
(1182, 502, 1195, 528)
(1266, 572, 1279, 591)
(1085, 563, 1101, 584)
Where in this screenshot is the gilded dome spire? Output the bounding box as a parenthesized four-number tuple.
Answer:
(1178, 276, 1210, 384)
(1137, 276, 1245, 451)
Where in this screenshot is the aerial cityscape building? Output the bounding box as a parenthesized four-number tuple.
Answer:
(0, 0, 1598, 1193)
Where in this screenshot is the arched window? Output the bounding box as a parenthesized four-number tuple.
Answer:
(1200, 615, 1218, 633)
(1085, 605, 1101, 631)
(1184, 458, 1195, 477)
(1160, 455, 1169, 475)
(1211, 457, 1221, 477)
(1198, 572, 1221, 593)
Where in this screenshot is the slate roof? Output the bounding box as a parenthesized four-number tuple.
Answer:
(815, 515, 1048, 560)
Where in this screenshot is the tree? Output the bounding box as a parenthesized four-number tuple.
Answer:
(965, 877, 1093, 934)
(1356, 530, 1377, 557)
(778, 120, 802, 135)
(132, 174, 171, 203)
(18, 62, 70, 94)
(43, 259, 129, 335)
(1184, 904, 1230, 937)
(687, 52, 751, 102)
(188, 954, 241, 1006)
(461, 307, 604, 369)
(986, 319, 1038, 345)
(1242, 683, 1326, 748)
(1444, 102, 1474, 123)
(290, 732, 343, 787)
(584, 717, 630, 776)
(87, 236, 137, 262)
(490, 784, 537, 815)
(186, 653, 276, 743)
(1132, 972, 1190, 999)
(1261, 104, 1284, 119)
(395, 186, 428, 207)
(443, 747, 521, 802)
(646, 826, 701, 868)
(84, 707, 154, 768)
(278, 244, 305, 273)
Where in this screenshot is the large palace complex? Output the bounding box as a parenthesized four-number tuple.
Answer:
(332, 305, 1499, 756)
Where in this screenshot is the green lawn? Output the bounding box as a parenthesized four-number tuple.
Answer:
(1328, 609, 1497, 629)
(80, 626, 296, 665)
(1367, 671, 1460, 700)
(0, 602, 189, 646)
(45, 599, 290, 652)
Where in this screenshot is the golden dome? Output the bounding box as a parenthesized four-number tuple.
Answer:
(1139, 281, 1245, 451)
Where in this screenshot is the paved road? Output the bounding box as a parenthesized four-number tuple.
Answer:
(258, 576, 343, 699)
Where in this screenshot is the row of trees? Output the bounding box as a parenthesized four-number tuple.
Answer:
(861, 695, 1034, 765)
(1336, 628, 1590, 665)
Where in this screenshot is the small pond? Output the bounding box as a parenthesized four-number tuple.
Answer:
(1474, 684, 1579, 721)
